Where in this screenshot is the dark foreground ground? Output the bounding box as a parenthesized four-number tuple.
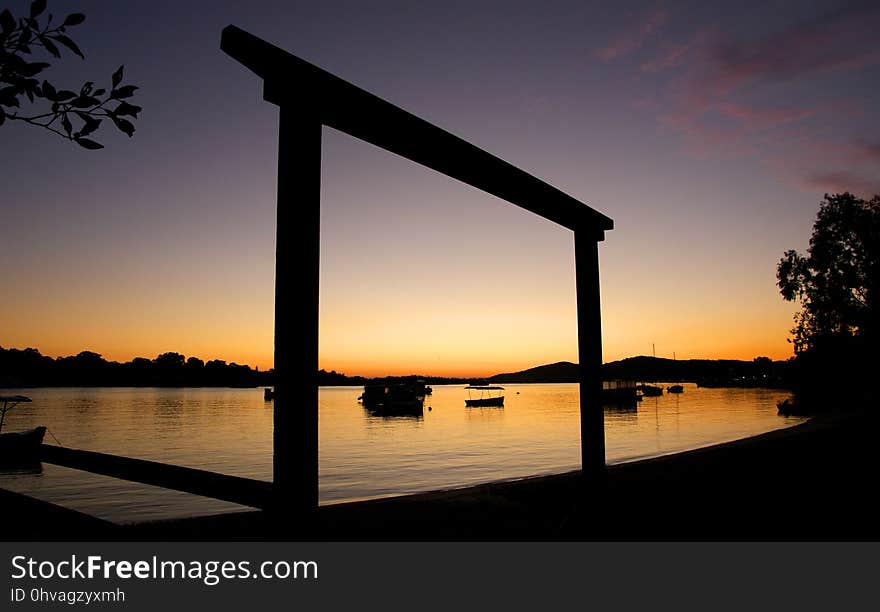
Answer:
(3, 408, 879, 540)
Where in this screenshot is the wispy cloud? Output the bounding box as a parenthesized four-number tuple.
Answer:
(855, 139, 880, 163)
(596, 6, 668, 61)
(801, 170, 880, 197)
(640, 28, 713, 73)
(684, 2, 880, 107)
(716, 103, 822, 131)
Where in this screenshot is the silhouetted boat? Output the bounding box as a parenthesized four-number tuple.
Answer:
(465, 385, 505, 407)
(0, 396, 45, 465)
(0, 426, 46, 464)
(358, 382, 424, 415)
(264, 388, 274, 401)
(410, 379, 432, 397)
(666, 385, 684, 394)
(777, 398, 806, 416)
(637, 384, 663, 397)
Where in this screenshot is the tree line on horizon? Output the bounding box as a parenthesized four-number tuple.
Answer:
(0, 346, 479, 388)
(1, 345, 794, 389)
(0, 347, 272, 388)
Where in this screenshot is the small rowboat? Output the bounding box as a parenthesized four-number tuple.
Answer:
(0, 395, 46, 465)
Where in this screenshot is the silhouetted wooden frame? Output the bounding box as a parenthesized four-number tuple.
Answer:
(221, 25, 614, 512)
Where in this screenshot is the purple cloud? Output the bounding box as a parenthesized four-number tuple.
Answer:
(686, 2, 880, 106)
(801, 170, 880, 197)
(596, 6, 668, 61)
(641, 29, 714, 73)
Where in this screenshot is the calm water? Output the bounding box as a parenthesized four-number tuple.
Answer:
(0, 384, 802, 523)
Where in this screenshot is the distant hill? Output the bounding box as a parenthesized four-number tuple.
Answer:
(489, 356, 791, 387)
(489, 361, 579, 383)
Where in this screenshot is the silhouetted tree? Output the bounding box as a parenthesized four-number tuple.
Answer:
(777, 192, 879, 352)
(777, 192, 879, 407)
(0, 1, 141, 148)
(154, 352, 185, 368)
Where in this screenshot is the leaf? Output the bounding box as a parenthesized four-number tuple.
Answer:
(0, 107, 6, 127)
(0, 94, 20, 108)
(80, 81, 93, 96)
(113, 116, 135, 137)
(79, 116, 101, 137)
(111, 85, 138, 99)
(0, 10, 15, 34)
(92, 88, 105, 96)
(54, 89, 76, 101)
(61, 113, 72, 136)
(114, 101, 141, 118)
(41, 79, 56, 100)
(30, 0, 47, 19)
(63, 13, 85, 27)
(70, 95, 99, 108)
(74, 137, 103, 150)
(52, 34, 84, 59)
(112, 65, 124, 88)
(40, 35, 60, 58)
(20, 62, 50, 77)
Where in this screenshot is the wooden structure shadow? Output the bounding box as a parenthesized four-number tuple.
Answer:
(220, 25, 614, 513)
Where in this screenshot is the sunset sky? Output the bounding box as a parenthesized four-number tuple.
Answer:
(2, 0, 879, 376)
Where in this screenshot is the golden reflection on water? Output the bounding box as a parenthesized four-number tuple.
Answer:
(0, 384, 802, 522)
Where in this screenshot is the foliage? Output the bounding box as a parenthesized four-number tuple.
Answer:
(777, 192, 879, 353)
(0, 346, 272, 387)
(0, 0, 141, 148)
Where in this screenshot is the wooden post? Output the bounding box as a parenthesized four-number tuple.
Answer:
(574, 229, 605, 479)
(273, 104, 321, 513)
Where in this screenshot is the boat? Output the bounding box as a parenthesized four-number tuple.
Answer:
(465, 385, 505, 407)
(636, 383, 663, 397)
(264, 387, 274, 401)
(0, 395, 46, 465)
(0, 426, 46, 464)
(409, 379, 432, 398)
(777, 398, 807, 416)
(666, 384, 684, 394)
(358, 382, 424, 415)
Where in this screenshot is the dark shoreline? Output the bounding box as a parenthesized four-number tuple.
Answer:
(4, 408, 877, 541)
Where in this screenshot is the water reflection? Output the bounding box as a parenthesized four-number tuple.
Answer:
(0, 383, 803, 522)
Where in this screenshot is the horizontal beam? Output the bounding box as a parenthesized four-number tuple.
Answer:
(221, 25, 613, 238)
(41, 445, 273, 510)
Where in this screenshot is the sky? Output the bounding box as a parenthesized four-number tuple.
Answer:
(1, 0, 879, 376)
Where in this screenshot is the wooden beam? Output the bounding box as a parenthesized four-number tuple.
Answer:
(221, 25, 613, 237)
(40, 445, 272, 509)
(272, 104, 321, 512)
(575, 231, 606, 477)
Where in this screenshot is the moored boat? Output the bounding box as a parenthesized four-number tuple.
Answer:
(465, 385, 505, 407)
(358, 382, 424, 415)
(0, 426, 46, 464)
(0, 396, 46, 465)
(637, 383, 663, 397)
(666, 384, 684, 394)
